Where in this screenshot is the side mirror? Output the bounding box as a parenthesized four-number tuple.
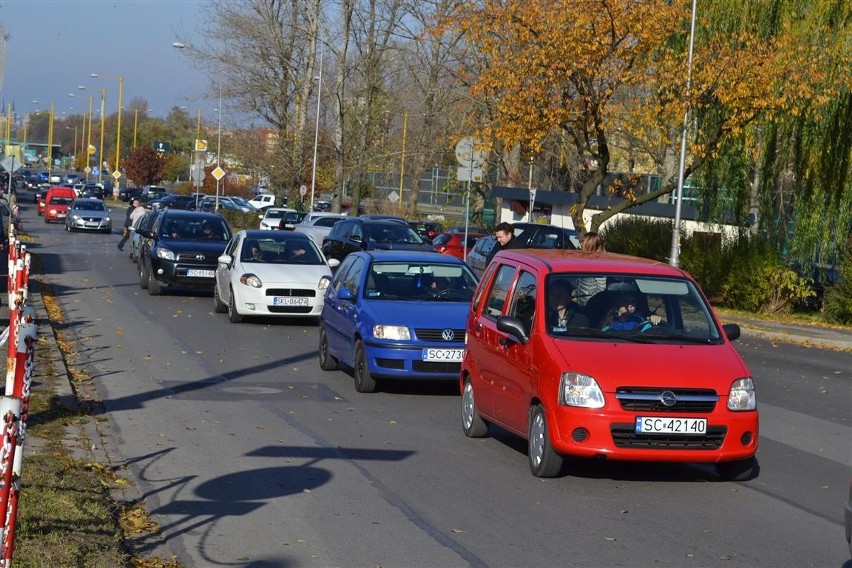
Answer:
(327, 258, 340, 269)
(217, 254, 232, 265)
(722, 323, 741, 341)
(350, 234, 363, 243)
(497, 315, 529, 345)
(139, 230, 153, 239)
(336, 287, 354, 302)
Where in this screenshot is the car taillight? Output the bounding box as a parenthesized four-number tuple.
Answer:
(436, 246, 447, 253)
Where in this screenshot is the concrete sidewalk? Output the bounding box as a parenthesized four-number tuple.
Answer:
(719, 313, 852, 351)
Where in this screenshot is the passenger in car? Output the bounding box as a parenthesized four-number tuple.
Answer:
(601, 292, 661, 331)
(243, 240, 263, 261)
(546, 280, 589, 329)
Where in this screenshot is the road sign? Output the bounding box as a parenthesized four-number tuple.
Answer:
(0, 156, 21, 173)
(212, 166, 226, 181)
(387, 190, 400, 203)
(87, 144, 96, 156)
(154, 141, 171, 153)
(299, 185, 308, 197)
(457, 166, 483, 183)
(190, 163, 205, 182)
(455, 137, 484, 168)
(84, 166, 91, 174)
(92, 167, 100, 177)
(195, 139, 208, 152)
(113, 171, 122, 180)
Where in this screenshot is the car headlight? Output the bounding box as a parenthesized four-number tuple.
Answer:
(373, 325, 410, 340)
(727, 377, 756, 411)
(318, 278, 330, 291)
(156, 248, 175, 260)
(239, 274, 263, 288)
(559, 372, 605, 408)
(71, 214, 81, 220)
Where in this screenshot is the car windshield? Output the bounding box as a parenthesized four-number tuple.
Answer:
(74, 201, 107, 211)
(264, 210, 290, 220)
(240, 235, 324, 265)
(364, 225, 424, 245)
(160, 218, 230, 241)
(542, 273, 723, 343)
(365, 262, 478, 301)
(50, 196, 73, 205)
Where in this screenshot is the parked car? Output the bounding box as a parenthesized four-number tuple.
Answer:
(431, 231, 486, 260)
(512, 222, 580, 250)
(141, 185, 169, 201)
(466, 236, 497, 278)
(258, 207, 300, 230)
(321, 218, 432, 264)
(460, 248, 759, 479)
(137, 210, 232, 296)
(119, 187, 144, 202)
(289, 212, 347, 247)
(359, 214, 407, 223)
(43, 186, 77, 223)
(64, 198, 112, 233)
(408, 220, 445, 243)
(248, 193, 276, 210)
(213, 230, 338, 323)
(150, 194, 196, 210)
(319, 250, 479, 392)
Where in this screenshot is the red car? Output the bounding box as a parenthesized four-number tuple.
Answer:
(43, 187, 77, 223)
(36, 189, 49, 216)
(460, 249, 759, 480)
(431, 231, 485, 260)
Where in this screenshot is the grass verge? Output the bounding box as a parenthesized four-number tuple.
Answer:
(7, 259, 181, 567)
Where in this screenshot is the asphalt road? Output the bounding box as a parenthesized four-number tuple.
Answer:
(17, 195, 852, 568)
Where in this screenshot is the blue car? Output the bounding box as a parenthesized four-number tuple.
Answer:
(319, 251, 479, 393)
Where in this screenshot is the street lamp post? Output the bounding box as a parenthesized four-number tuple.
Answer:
(310, 45, 323, 213)
(98, 88, 106, 183)
(92, 73, 124, 193)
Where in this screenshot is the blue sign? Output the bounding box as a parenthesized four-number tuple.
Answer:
(92, 167, 100, 177)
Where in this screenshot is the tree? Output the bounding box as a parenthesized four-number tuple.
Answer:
(123, 145, 166, 186)
(445, 0, 851, 235)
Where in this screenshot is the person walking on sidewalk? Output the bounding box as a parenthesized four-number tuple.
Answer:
(117, 198, 144, 251)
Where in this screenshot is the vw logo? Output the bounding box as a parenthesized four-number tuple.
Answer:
(195, 254, 206, 260)
(659, 390, 678, 407)
(441, 329, 455, 341)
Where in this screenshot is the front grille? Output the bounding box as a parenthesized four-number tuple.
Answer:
(268, 306, 314, 314)
(616, 388, 718, 413)
(412, 361, 461, 373)
(611, 423, 726, 449)
(266, 288, 316, 297)
(414, 328, 466, 342)
(176, 252, 218, 265)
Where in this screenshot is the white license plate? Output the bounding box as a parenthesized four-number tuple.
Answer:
(635, 417, 707, 435)
(186, 269, 214, 278)
(57, 213, 66, 218)
(422, 348, 464, 362)
(272, 297, 309, 306)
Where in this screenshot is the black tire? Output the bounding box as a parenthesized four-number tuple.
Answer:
(138, 259, 149, 289)
(528, 404, 564, 478)
(353, 340, 377, 393)
(213, 283, 228, 313)
(318, 325, 338, 371)
(228, 288, 243, 323)
(43, 217, 49, 224)
(716, 456, 758, 481)
(461, 378, 489, 437)
(147, 269, 162, 296)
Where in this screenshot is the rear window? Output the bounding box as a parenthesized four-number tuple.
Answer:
(431, 234, 451, 246)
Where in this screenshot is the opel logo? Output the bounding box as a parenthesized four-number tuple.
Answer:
(441, 329, 455, 341)
(195, 254, 206, 261)
(659, 390, 678, 407)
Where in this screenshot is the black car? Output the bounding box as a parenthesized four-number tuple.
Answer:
(407, 220, 445, 243)
(137, 210, 232, 295)
(321, 218, 432, 264)
(129, 209, 161, 263)
(150, 194, 195, 210)
(119, 187, 144, 202)
(512, 222, 580, 250)
(80, 185, 106, 200)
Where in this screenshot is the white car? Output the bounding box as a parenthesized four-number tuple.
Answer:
(213, 230, 339, 323)
(290, 212, 348, 247)
(248, 194, 275, 210)
(258, 207, 300, 230)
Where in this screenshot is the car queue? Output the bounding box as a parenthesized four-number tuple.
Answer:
(46, 185, 758, 483)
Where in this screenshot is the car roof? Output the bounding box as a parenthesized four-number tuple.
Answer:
(361, 250, 466, 264)
(160, 210, 223, 220)
(495, 249, 686, 276)
(240, 229, 312, 241)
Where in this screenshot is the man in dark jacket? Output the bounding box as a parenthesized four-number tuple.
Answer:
(116, 198, 139, 251)
(485, 221, 524, 267)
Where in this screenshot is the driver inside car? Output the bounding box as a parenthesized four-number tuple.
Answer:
(601, 293, 661, 331)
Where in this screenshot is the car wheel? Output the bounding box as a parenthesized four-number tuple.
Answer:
(228, 288, 243, 323)
(139, 259, 149, 289)
(318, 325, 338, 371)
(353, 340, 377, 393)
(528, 404, 564, 478)
(44, 217, 49, 224)
(147, 269, 162, 296)
(213, 283, 228, 313)
(65, 224, 71, 232)
(461, 379, 489, 438)
(716, 456, 758, 481)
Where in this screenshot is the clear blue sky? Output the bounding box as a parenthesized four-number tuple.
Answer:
(0, 0, 214, 120)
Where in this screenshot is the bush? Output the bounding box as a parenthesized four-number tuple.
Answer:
(599, 217, 674, 261)
(218, 209, 260, 232)
(822, 247, 852, 324)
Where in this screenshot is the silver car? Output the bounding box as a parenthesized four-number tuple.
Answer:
(65, 198, 112, 233)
